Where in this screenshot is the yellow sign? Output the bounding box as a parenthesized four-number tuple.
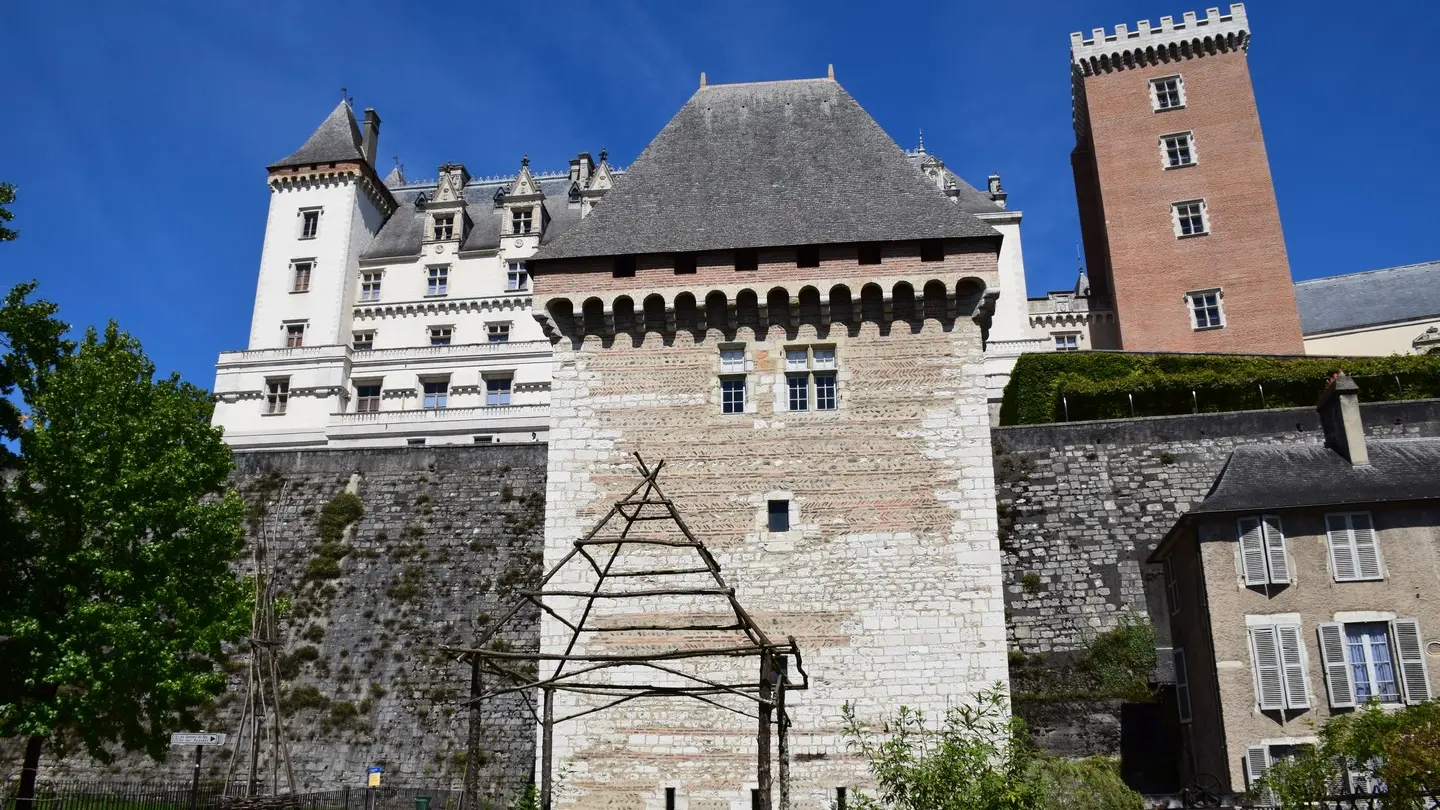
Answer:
(368, 772, 382, 788)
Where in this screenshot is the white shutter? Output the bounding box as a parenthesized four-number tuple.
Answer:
(1351, 513, 1382, 580)
(1238, 516, 1269, 586)
(1174, 648, 1193, 722)
(1262, 515, 1290, 584)
(1250, 626, 1286, 711)
(1326, 513, 1359, 581)
(1277, 625, 1310, 709)
(1317, 622, 1356, 708)
(1245, 744, 1271, 790)
(1392, 618, 1432, 703)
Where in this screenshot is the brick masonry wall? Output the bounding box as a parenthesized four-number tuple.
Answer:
(6, 446, 547, 799)
(1076, 50, 1304, 353)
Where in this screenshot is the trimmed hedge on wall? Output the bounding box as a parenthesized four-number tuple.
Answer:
(998, 352, 1440, 426)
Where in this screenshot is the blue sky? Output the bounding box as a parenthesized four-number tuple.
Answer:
(2, 0, 1436, 388)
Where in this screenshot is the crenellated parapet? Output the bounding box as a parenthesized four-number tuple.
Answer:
(1070, 4, 1249, 77)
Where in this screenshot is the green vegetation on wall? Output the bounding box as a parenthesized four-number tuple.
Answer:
(999, 352, 1440, 426)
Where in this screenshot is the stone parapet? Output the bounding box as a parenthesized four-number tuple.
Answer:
(1071, 5, 1250, 77)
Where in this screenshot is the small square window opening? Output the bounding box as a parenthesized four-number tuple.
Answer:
(920, 239, 945, 262)
(429, 326, 453, 346)
(674, 253, 697, 275)
(488, 323, 511, 343)
(796, 246, 820, 268)
(1174, 200, 1208, 237)
(720, 347, 746, 374)
(1162, 132, 1196, 168)
(736, 248, 759, 272)
(352, 331, 374, 351)
(1055, 334, 1079, 352)
(857, 243, 882, 265)
(613, 255, 636, 278)
(1152, 76, 1185, 111)
(768, 500, 790, 532)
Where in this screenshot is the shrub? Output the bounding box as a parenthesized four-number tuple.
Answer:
(1079, 616, 1156, 701)
(1035, 757, 1144, 810)
(319, 491, 364, 544)
(1020, 572, 1043, 594)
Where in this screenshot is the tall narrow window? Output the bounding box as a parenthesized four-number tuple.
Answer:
(1187, 289, 1224, 330)
(292, 261, 312, 292)
(352, 331, 374, 351)
(1164, 559, 1180, 616)
(360, 272, 382, 302)
(1237, 514, 1289, 586)
(427, 266, 449, 297)
(1161, 132, 1196, 168)
(486, 376, 513, 406)
(284, 323, 306, 348)
(264, 378, 289, 415)
(1346, 622, 1401, 704)
(299, 209, 320, 239)
(422, 380, 449, 410)
(783, 345, 838, 412)
(429, 326, 453, 346)
(1173, 648, 1192, 722)
(355, 383, 381, 413)
(433, 214, 455, 241)
(507, 261, 529, 291)
(1173, 200, 1209, 237)
(1151, 75, 1185, 110)
(512, 208, 533, 234)
(1249, 623, 1310, 711)
(720, 345, 747, 414)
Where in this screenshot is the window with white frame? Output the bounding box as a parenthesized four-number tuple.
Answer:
(352, 330, 374, 351)
(428, 326, 452, 347)
(719, 345, 747, 415)
(1187, 289, 1224, 330)
(1173, 200, 1209, 237)
(1054, 333, 1079, 352)
(1317, 619, 1431, 707)
(1161, 132, 1196, 168)
(291, 260, 313, 293)
(421, 379, 449, 410)
(1151, 75, 1185, 111)
(426, 266, 449, 297)
(1325, 512, 1383, 581)
(264, 378, 289, 415)
(1174, 648, 1192, 723)
(1249, 623, 1310, 711)
(512, 208, 533, 234)
(284, 323, 306, 348)
(432, 214, 455, 241)
(488, 323, 511, 343)
(507, 261, 529, 291)
(360, 272, 383, 302)
(1164, 558, 1180, 616)
(299, 208, 321, 239)
(783, 345, 838, 412)
(485, 376, 513, 406)
(354, 383, 381, 413)
(1237, 514, 1289, 586)
(1246, 743, 1316, 793)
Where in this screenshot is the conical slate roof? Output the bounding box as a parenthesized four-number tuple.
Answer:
(531, 78, 997, 261)
(268, 101, 367, 170)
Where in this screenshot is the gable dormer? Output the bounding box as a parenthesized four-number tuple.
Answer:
(424, 163, 471, 244)
(919, 153, 947, 189)
(502, 156, 546, 238)
(580, 148, 616, 218)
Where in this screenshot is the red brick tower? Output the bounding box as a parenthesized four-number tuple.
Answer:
(1071, 5, 1304, 353)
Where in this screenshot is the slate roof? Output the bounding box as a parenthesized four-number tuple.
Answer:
(270, 101, 367, 170)
(1190, 439, 1440, 514)
(903, 151, 1004, 216)
(1294, 260, 1440, 335)
(360, 176, 583, 261)
(530, 78, 998, 262)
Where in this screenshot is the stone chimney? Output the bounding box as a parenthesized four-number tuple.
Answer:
(361, 108, 381, 167)
(987, 172, 1007, 209)
(569, 152, 594, 185)
(1318, 372, 1369, 466)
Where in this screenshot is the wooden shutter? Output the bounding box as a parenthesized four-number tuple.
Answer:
(1250, 626, 1286, 711)
(1326, 513, 1359, 581)
(1174, 648, 1193, 722)
(1262, 515, 1290, 584)
(1393, 618, 1432, 703)
(1277, 625, 1310, 709)
(1351, 513, 1382, 580)
(1317, 622, 1356, 708)
(1238, 516, 1269, 586)
(1245, 745, 1271, 790)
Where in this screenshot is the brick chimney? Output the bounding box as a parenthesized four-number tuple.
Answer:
(361, 108, 381, 167)
(1318, 372, 1369, 466)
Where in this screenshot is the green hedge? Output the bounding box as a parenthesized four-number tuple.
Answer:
(998, 352, 1440, 426)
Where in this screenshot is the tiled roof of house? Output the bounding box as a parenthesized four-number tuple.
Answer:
(360, 177, 584, 261)
(1190, 438, 1440, 514)
(1295, 260, 1440, 335)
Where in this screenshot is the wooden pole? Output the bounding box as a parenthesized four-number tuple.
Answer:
(541, 688, 555, 810)
(757, 651, 773, 810)
(464, 657, 484, 810)
(776, 657, 789, 810)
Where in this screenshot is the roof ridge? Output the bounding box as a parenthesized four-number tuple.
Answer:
(700, 77, 834, 90)
(1296, 258, 1440, 285)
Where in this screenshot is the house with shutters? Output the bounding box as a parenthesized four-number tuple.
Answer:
(1150, 372, 1440, 799)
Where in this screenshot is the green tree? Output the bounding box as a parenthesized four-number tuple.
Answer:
(0, 284, 248, 809)
(0, 182, 17, 241)
(841, 684, 1044, 810)
(1035, 757, 1145, 810)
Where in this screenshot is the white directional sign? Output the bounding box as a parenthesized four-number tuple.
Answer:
(170, 732, 227, 746)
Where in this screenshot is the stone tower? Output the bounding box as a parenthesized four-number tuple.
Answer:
(1070, 5, 1304, 353)
(527, 76, 1010, 809)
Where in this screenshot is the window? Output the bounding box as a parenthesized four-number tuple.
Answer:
(1247, 744, 1315, 793)
(1173, 200, 1209, 237)
(512, 208, 533, 234)
(1151, 75, 1185, 111)
(857, 243, 882, 265)
(360, 272, 382, 302)
(292, 261, 312, 293)
(736, 248, 758, 272)
(613, 255, 636, 278)
(1164, 559, 1180, 616)
(473, 435, 495, 443)
(1249, 623, 1310, 711)
(486, 376, 512, 406)
(796, 246, 820, 268)
(767, 499, 790, 532)
(299, 209, 320, 239)
(783, 346, 838, 412)
(284, 323, 306, 348)
(665, 788, 676, 810)
(488, 323, 511, 343)
(1054, 333, 1079, 352)
(721, 379, 746, 414)
(1187, 289, 1224, 330)
(422, 380, 448, 410)
(920, 239, 944, 263)
(355, 384, 381, 413)
(835, 788, 847, 810)
(1237, 515, 1289, 586)
(1174, 648, 1192, 722)
(352, 331, 374, 351)
(433, 214, 455, 241)
(507, 261, 529, 291)
(427, 266, 449, 297)
(1326, 512, 1383, 581)
(1317, 619, 1431, 707)
(429, 326, 452, 346)
(264, 378, 289, 415)
(407, 437, 425, 446)
(720, 347, 747, 374)
(1161, 132, 1196, 168)
(674, 253, 697, 275)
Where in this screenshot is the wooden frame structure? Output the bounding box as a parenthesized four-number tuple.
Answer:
(445, 454, 807, 810)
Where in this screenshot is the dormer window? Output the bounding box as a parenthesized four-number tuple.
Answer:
(493, 187, 506, 208)
(414, 193, 428, 209)
(433, 214, 455, 241)
(512, 208, 534, 235)
(568, 182, 581, 203)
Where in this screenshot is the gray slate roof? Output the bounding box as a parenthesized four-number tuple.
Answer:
(530, 79, 998, 262)
(903, 151, 1004, 215)
(1190, 439, 1440, 514)
(360, 177, 583, 261)
(270, 101, 366, 170)
(1295, 260, 1440, 335)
